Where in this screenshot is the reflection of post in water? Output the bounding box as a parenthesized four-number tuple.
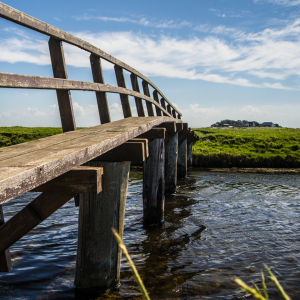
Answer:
(136, 194, 205, 297)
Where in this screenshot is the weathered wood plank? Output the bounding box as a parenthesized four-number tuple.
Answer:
(160, 98, 168, 116)
(129, 138, 149, 157)
(0, 72, 172, 117)
(187, 142, 193, 168)
(49, 37, 76, 132)
(90, 54, 111, 124)
(0, 117, 177, 204)
(177, 139, 187, 178)
(130, 73, 145, 117)
(32, 166, 103, 194)
(165, 132, 178, 194)
(156, 122, 176, 135)
(75, 161, 130, 289)
(142, 80, 154, 117)
(93, 142, 146, 162)
(167, 104, 172, 115)
(114, 66, 132, 118)
(172, 109, 176, 118)
(182, 123, 188, 130)
(176, 123, 183, 131)
(0, 3, 182, 117)
(0, 205, 12, 272)
(137, 128, 165, 140)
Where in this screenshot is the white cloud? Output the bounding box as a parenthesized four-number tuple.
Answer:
(254, 0, 300, 6)
(25, 107, 46, 116)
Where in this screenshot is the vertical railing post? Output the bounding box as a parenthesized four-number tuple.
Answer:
(178, 114, 181, 119)
(153, 90, 162, 116)
(142, 80, 154, 116)
(172, 109, 176, 118)
(160, 98, 168, 116)
(90, 54, 111, 124)
(49, 37, 76, 132)
(130, 74, 145, 117)
(114, 66, 132, 118)
(167, 104, 172, 115)
(0, 205, 12, 272)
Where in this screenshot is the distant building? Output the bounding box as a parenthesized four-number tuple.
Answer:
(247, 121, 256, 127)
(261, 122, 275, 127)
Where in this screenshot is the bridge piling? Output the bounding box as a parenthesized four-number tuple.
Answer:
(165, 132, 178, 194)
(75, 161, 130, 290)
(177, 139, 187, 178)
(187, 142, 193, 168)
(143, 138, 165, 224)
(0, 205, 12, 272)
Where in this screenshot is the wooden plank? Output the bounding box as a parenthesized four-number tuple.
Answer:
(0, 3, 182, 117)
(156, 122, 176, 135)
(179, 131, 191, 145)
(0, 117, 176, 205)
(153, 90, 162, 116)
(137, 128, 165, 140)
(177, 139, 187, 178)
(167, 104, 172, 115)
(129, 138, 149, 157)
(32, 166, 103, 194)
(114, 65, 132, 118)
(182, 123, 188, 130)
(172, 109, 176, 118)
(90, 54, 111, 124)
(160, 98, 168, 116)
(0, 72, 172, 117)
(165, 132, 178, 194)
(93, 142, 145, 162)
(187, 142, 193, 168)
(130, 73, 145, 117)
(48, 37, 76, 132)
(0, 205, 12, 272)
(176, 123, 183, 131)
(142, 80, 154, 116)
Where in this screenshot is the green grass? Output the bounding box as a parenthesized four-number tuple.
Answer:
(0, 127, 63, 148)
(193, 127, 300, 168)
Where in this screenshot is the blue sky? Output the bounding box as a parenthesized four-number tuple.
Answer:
(0, 0, 300, 127)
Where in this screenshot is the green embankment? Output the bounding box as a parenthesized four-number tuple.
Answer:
(0, 127, 63, 148)
(193, 127, 300, 168)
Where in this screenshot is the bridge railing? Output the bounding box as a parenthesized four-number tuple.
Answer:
(0, 3, 182, 132)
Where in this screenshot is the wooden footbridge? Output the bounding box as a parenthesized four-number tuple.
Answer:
(0, 3, 198, 292)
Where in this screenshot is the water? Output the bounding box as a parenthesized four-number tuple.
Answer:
(0, 170, 300, 299)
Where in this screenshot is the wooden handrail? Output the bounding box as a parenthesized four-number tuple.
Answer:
(0, 2, 182, 117)
(0, 72, 173, 117)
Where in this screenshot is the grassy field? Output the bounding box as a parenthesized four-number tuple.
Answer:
(193, 127, 300, 168)
(0, 127, 63, 148)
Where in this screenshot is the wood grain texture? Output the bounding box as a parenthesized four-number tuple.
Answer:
(114, 65, 132, 118)
(32, 166, 103, 194)
(0, 117, 178, 204)
(0, 3, 182, 116)
(0, 205, 12, 272)
(90, 54, 111, 124)
(160, 98, 168, 116)
(137, 128, 165, 140)
(75, 161, 130, 289)
(0, 72, 173, 117)
(48, 37, 76, 132)
(177, 139, 187, 178)
(130, 73, 145, 117)
(142, 80, 154, 117)
(167, 104, 172, 115)
(187, 142, 193, 168)
(143, 138, 165, 224)
(156, 122, 176, 135)
(165, 132, 178, 194)
(176, 123, 183, 131)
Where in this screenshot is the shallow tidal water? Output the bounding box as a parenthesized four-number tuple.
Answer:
(0, 170, 300, 299)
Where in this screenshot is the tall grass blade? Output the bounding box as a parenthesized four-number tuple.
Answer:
(112, 228, 150, 300)
(235, 279, 267, 300)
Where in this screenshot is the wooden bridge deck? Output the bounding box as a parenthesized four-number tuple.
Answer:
(0, 116, 179, 205)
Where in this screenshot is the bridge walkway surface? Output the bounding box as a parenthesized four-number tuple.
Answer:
(0, 2, 199, 294)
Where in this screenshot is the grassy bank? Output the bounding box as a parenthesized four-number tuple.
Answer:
(0, 127, 63, 148)
(193, 127, 300, 168)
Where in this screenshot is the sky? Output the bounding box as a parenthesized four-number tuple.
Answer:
(0, 0, 300, 128)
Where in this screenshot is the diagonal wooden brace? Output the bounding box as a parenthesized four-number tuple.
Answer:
(0, 166, 103, 269)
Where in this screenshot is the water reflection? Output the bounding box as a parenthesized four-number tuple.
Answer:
(0, 170, 299, 299)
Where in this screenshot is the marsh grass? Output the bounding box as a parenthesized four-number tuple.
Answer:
(193, 127, 300, 168)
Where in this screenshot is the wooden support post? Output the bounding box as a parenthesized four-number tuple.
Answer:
(75, 161, 130, 290)
(0, 205, 12, 272)
(165, 132, 178, 194)
(48, 37, 76, 132)
(138, 128, 165, 140)
(172, 109, 176, 118)
(143, 138, 165, 224)
(153, 90, 162, 116)
(178, 114, 181, 119)
(142, 80, 154, 116)
(167, 104, 172, 115)
(114, 65, 132, 118)
(177, 139, 187, 178)
(130, 73, 145, 117)
(187, 142, 193, 168)
(160, 98, 168, 116)
(90, 54, 111, 124)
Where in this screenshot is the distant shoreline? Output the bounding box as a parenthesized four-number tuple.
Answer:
(189, 167, 300, 174)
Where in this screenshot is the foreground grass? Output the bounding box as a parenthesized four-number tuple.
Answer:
(193, 127, 300, 168)
(0, 127, 63, 148)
